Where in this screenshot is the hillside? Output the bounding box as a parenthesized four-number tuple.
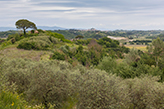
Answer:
(1, 30, 164, 108)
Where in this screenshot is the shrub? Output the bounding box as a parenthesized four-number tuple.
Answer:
(1, 58, 33, 93)
(0, 91, 26, 109)
(31, 30, 35, 33)
(47, 32, 65, 40)
(121, 75, 164, 109)
(135, 62, 162, 77)
(7, 33, 22, 41)
(97, 56, 162, 79)
(30, 36, 52, 44)
(51, 51, 65, 60)
(0, 58, 27, 109)
(114, 62, 136, 78)
(62, 39, 73, 43)
(26, 62, 76, 108)
(1, 58, 77, 108)
(49, 36, 59, 44)
(11, 38, 16, 44)
(37, 29, 45, 33)
(18, 40, 50, 50)
(1, 40, 12, 48)
(2, 57, 164, 109)
(59, 45, 70, 54)
(17, 36, 54, 50)
(124, 48, 140, 65)
(47, 31, 73, 43)
(97, 56, 117, 73)
(0, 39, 6, 44)
(77, 69, 126, 109)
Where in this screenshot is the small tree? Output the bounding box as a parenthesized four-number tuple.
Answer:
(153, 38, 164, 66)
(124, 48, 140, 65)
(147, 38, 164, 66)
(15, 19, 37, 35)
(75, 35, 84, 39)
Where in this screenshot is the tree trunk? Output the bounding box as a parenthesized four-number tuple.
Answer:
(23, 28, 26, 35)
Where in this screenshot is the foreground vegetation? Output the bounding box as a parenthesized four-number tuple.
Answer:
(1, 28, 164, 108)
(1, 57, 164, 109)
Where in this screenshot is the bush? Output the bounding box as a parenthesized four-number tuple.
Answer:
(7, 33, 23, 41)
(77, 69, 125, 109)
(121, 75, 164, 109)
(60, 45, 70, 54)
(0, 39, 6, 44)
(31, 30, 35, 33)
(1, 40, 12, 48)
(97, 56, 162, 79)
(17, 36, 54, 50)
(47, 31, 73, 43)
(135, 62, 162, 77)
(49, 36, 59, 44)
(51, 51, 65, 60)
(2, 58, 164, 108)
(0, 58, 27, 109)
(75, 39, 91, 45)
(47, 32, 65, 40)
(18, 40, 50, 50)
(26, 61, 76, 108)
(62, 39, 73, 43)
(30, 36, 52, 44)
(1, 58, 33, 93)
(97, 56, 117, 73)
(114, 62, 136, 78)
(0, 91, 26, 109)
(1, 58, 77, 108)
(37, 29, 45, 33)
(124, 48, 140, 65)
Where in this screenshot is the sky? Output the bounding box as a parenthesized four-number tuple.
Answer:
(0, 0, 164, 30)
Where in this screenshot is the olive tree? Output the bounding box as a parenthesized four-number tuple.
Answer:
(15, 19, 37, 35)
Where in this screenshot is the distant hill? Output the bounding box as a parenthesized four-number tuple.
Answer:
(37, 26, 67, 30)
(0, 27, 16, 31)
(0, 26, 67, 31)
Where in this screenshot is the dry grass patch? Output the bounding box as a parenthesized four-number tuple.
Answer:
(0, 47, 52, 61)
(125, 45, 147, 51)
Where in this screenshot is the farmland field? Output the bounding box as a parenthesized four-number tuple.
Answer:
(125, 45, 147, 51)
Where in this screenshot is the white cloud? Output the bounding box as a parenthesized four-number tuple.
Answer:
(0, 0, 164, 30)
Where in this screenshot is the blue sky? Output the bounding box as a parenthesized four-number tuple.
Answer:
(0, 0, 164, 30)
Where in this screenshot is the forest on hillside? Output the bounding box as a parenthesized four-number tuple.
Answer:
(52, 29, 164, 39)
(1, 29, 164, 40)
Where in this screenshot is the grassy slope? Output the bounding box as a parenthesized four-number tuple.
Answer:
(0, 38, 82, 61)
(0, 37, 54, 61)
(0, 47, 53, 61)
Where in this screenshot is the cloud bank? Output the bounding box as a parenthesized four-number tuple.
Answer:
(0, 0, 164, 30)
